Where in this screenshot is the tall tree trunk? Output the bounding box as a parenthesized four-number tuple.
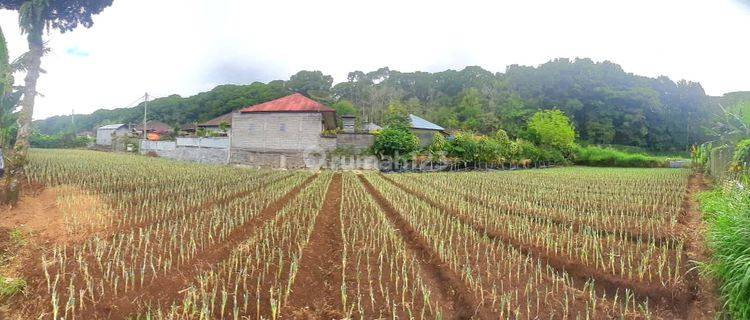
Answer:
(3, 26, 42, 205)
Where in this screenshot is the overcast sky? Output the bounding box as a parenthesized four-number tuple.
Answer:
(0, 0, 748, 120)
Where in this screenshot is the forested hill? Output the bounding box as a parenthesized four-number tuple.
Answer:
(34, 58, 721, 151)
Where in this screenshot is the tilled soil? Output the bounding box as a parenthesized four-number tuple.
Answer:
(358, 174, 488, 320)
(379, 172, 698, 319)
(283, 173, 344, 319)
(80, 173, 320, 319)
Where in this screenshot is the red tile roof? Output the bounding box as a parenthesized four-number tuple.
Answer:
(239, 93, 334, 113)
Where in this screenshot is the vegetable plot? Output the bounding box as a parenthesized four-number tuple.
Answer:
(10, 150, 704, 319)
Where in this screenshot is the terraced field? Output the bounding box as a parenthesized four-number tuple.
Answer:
(3, 149, 709, 319)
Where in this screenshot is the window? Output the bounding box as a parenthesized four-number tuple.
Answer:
(279, 123, 287, 132)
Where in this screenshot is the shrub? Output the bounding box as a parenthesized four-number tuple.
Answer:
(527, 110, 576, 151)
(731, 139, 750, 168)
(573, 145, 668, 168)
(698, 188, 750, 319)
(371, 126, 420, 160)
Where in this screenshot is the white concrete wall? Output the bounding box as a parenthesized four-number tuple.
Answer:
(176, 137, 229, 148)
(141, 140, 177, 151)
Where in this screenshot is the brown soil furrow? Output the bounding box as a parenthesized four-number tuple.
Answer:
(380, 173, 690, 318)
(417, 177, 678, 247)
(358, 174, 488, 320)
(84, 173, 320, 320)
(680, 173, 719, 320)
(283, 173, 344, 319)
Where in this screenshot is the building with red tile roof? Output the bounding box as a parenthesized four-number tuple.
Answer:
(230, 93, 339, 168)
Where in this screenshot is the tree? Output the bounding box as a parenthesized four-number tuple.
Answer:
(527, 110, 576, 151)
(0, 0, 113, 204)
(382, 101, 410, 129)
(330, 100, 358, 128)
(371, 126, 420, 163)
(286, 70, 333, 97)
(0, 26, 18, 149)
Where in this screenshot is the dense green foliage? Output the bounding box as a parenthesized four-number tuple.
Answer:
(35, 58, 720, 152)
(731, 139, 750, 167)
(527, 110, 576, 151)
(0, 26, 19, 149)
(371, 126, 420, 160)
(334, 59, 715, 151)
(698, 188, 750, 319)
(29, 132, 90, 149)
(573, 145, 669, 168)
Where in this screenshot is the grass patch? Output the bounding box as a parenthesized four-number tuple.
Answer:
(573, 145, 674, 168)
(0, 277, 25, 299)
(7, 229, 25, 247)
(698, 186, 750, 319)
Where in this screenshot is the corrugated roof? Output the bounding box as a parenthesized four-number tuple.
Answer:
(98, 124, 126, 130)
(409, 114, 444, 131)
(134, 120, 173, 133)
(199, 113, 233, 127)
(239, 93, 334, 113)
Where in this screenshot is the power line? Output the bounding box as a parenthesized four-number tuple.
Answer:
(123, 94, 148, 109)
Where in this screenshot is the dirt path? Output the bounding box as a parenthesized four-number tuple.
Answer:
(359, 174, 487, 320)
(1, 186, 72, 244)
(283, 173, 344, 319)
(88, 173, 320, 320)
(681, 173, 720, 320)
(379, 173, 687, 318)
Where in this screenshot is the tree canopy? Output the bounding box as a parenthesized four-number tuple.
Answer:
(34, 59, 722, 152)
(0, 0, 113, 33)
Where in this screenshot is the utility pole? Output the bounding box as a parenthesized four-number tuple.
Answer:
(143, 93, 149, 140)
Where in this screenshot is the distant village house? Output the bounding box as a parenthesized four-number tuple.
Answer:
(408, 114, 446, 146)
(95, 124, 129, 146)
(134, 120, 173, 141)
(198, 113, 232, 136)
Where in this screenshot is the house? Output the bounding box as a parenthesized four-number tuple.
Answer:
(230, 93, 337, 168)
(409, 114, 445, 146)
(198, 113, 232, 136)
(96, 124, 129, 146)
(134, 120, 173, 140)
(180, 123, 197, 135)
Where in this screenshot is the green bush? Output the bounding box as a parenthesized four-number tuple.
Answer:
(698, 188, 750, 319)
(371, 126, 420, 160)
(30, 132, 91, 149)
(573, 145, 668, 168)
(731, 139, 750, 167)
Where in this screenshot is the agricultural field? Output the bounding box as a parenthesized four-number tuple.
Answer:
(0, 149, 713, 319)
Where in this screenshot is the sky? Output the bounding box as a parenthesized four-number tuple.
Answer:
(0, 0, 748, 120)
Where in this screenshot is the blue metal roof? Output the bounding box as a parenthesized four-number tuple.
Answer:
(409, 114, 444, 131)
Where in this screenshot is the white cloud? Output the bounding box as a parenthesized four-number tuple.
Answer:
(0, 0, 747, 120)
